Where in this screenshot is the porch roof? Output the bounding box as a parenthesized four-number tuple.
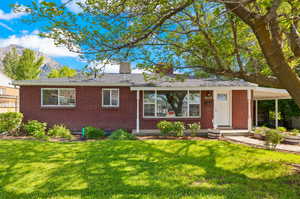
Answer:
(253, 87, 291, 100)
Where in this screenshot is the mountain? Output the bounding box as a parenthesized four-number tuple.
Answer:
(0, 44, 63, 77)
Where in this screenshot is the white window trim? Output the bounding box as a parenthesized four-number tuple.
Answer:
(143, 90, 201, 118)
(41, 88, 76, 107)
(102, 88, 120, 107)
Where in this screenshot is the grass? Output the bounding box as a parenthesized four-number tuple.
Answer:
(0, 140, 299, 199)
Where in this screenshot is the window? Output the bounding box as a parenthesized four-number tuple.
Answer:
(41, 88, 76, 107)
(143, 90, 201, 118)
(144, 91, 155, 116)
(102, 89, 119, 107)
(217, 93, 227, 101)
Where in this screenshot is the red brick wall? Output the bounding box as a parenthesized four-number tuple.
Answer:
(20, 86, 137, 131)
(232, 90, 249, 129)
(140, 91, 214, 129)
(20, 87, 214, 131)
(20, 86, 249, 131)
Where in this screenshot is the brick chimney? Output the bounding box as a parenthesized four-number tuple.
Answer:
(119, 62, 131, 74)
(154, 63, 174, 75)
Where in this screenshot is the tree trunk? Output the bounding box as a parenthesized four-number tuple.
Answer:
(252, 20, 300, 108)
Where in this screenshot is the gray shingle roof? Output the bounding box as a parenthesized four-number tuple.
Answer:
(13, 73, 257, 88)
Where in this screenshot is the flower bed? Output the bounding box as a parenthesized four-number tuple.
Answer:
(252, 127, 300, 145)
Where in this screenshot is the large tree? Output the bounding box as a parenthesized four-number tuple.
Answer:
(48, 66, 77, 78)
(3, 48, 43, 80)
(23, 0, 300, 106)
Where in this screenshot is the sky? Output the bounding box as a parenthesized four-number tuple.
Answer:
(0, 0, 131, 73)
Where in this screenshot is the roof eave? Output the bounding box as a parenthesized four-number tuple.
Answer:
(12, 81, 132, 87)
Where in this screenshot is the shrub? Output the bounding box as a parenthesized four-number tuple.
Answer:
(108, 129, 136, 140)
(0, 112, 23, 135)
(23, 120, 47, 136)
(48, 125, 73, 139)
(172, 121, 185, 137)
(157, 120, 173, 136)
(188, 123, 201, 137)
(84, 126, 104, 139)
(254, 126, 269, 135)
(32, 130, 49, 141)
(289, 129, 300, 136)
(265, 129, 283, 150)
(276, 126, 287, 133)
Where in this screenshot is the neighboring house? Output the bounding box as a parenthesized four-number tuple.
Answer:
(0, 72, 18, 113)
(13, 63, 290, 134)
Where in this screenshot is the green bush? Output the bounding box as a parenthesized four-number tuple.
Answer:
(157, 120, 173, 136)
(108, 129, 136, 140)
(23, 120, 47, 136)
(84, 126, 104, 139)
(32, 130, 49, 141)
(172, 121, 185, 137)
(276, 126, 287, 133)
(188, 123, 201, 137)
(254, 126, 269, 135)
(265, 129, 283, 150)
(48, 125, 73, 139)
(290, 129, 300, 136)
(0, 112, 23, 135)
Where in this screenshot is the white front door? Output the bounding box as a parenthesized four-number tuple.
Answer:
(214, 91, 231, 127)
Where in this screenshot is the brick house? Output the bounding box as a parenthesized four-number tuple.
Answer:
(13, 64, 290, 134)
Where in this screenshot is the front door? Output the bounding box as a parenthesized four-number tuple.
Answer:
(214, 91, 231, 127)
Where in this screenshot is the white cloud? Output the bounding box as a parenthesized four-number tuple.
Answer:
(0, 22, 13, 32)
(0, 31, 78, 57)
(0, 8, 27, 20)
(61, 0, 85, 13)
(20, 30, 29, 34)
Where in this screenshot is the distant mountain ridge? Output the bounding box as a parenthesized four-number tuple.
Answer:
(0, 44, 63, 77)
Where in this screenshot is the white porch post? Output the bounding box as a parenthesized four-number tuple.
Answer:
(213, 90, 217, 129)
(275, 99, 278, 128)
(247, 90, 252, 131)
(136, 90, 140, 133)
(255, 100, 258, 127)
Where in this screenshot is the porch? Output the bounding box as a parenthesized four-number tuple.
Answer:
(131, 86, 291, 136)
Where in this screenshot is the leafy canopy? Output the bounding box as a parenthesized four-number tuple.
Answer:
(21, 0, 300, 106)
(3, 48, 43, 80)
(48, 66, 77, 78)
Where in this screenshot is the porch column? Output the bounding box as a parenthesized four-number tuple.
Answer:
(275, 99, 278, 128)
(136, 90, 140, 133)
(255, 100, 258, 127)
(212, 90, 217, 129)
(247, 90, 252, 131)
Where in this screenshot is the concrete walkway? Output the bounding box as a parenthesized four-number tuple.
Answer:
(225, 136, 300, 153)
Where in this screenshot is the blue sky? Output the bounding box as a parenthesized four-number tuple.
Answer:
(0, 0, 88, 70)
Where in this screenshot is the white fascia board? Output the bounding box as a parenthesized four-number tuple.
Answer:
(130, 86, 256, 91)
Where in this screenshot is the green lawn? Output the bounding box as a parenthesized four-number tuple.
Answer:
(0, 140, 299, 199)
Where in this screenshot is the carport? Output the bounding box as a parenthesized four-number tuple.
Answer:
(253, 87, 291, 128)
